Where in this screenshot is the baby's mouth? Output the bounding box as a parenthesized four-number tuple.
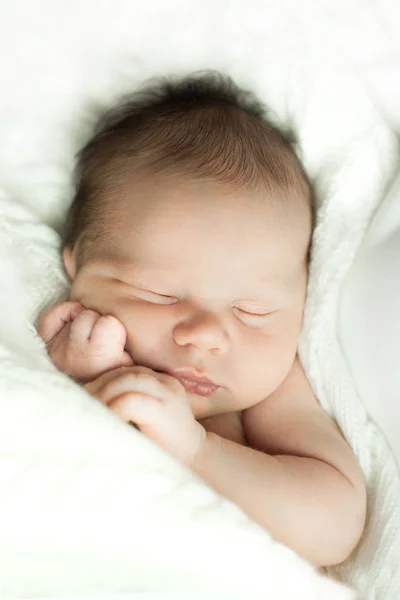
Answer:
(173, 374, 219, 397)
(168, 369, 219, 397)
(124, 357, 219, 397)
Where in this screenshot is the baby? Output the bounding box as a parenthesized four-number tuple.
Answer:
(37, 72, 366, 567)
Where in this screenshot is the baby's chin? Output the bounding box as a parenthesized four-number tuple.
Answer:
(188, 388, 240, 420)
(188, 393, 215, 420)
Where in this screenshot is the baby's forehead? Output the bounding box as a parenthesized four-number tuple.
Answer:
(108, 169, 299, 218)
(85, 191, 307, 291)
(77, 171, 312, 278)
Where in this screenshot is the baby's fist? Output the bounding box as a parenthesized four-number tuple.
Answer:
(37, 301, 134, 382)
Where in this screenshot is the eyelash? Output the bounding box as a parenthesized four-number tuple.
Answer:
(233, 307, 270, 318)
(138, 291, 271, 318)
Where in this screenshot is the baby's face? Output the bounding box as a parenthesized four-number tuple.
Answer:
(64, 174, 310, 419)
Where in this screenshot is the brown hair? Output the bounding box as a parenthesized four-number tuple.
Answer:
(63, 71, 313, 267)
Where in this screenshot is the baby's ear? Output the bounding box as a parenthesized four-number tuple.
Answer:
(63, 246, 76, 280)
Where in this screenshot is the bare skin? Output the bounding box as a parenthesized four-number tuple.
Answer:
(37, 174, 367, 566)
(39, 301, 134, 383)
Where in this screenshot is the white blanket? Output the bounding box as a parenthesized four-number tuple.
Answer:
(1, 1, 400, 598)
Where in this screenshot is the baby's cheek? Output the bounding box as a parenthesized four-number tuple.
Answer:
(239, 337, 291, 402)
(116, 306, 165, 360)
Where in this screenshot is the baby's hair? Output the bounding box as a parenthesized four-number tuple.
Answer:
(63, 71, 313, 267)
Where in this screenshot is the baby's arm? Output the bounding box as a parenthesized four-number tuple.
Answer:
(192, 357, 367, 567)
(37, 301, 134, 383)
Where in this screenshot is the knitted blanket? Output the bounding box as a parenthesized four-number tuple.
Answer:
(0, 1, 399, 598)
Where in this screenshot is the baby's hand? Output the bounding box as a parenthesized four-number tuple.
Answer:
(83, 365, 206, 465)
(37, 301, 134, 383)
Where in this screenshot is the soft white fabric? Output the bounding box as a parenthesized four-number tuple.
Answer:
(339, 172, 400, 466)
(0, 1, 400, 598)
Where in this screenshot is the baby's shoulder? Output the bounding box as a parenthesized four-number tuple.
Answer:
(242, 354, 353, 463)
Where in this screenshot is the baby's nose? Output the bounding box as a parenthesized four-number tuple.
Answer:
(172, 309, 229, 354)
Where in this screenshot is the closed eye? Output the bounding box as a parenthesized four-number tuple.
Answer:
(113, 279, 178, 303)
(148, 291, 174, 299)
(233, 307, 272, 318)
(136, 289, 178, 304)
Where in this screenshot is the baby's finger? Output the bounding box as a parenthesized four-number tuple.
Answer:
(38, 301, 85, 343)
(108, 392, 162, 428)
(69, 309, 102, 345)
(119, 351, 136, 368)
(83, 365, 151, 396)
(90, 314, 128, 349)
(99, 372, 178, 407)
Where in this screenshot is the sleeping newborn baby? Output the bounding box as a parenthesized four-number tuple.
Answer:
(37, 72, 366, 567)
